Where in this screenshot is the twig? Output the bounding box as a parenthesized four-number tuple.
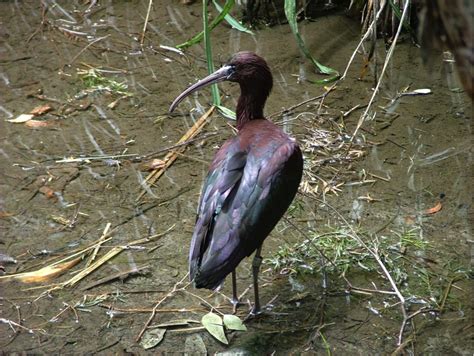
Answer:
(114, 188, 192, 229)
(391, 336, 414, 355)
(85, 289, 166, 296)
(86, 223, 111, 268)
(343, 278, 397, 295)
(268, 88, 335, 119)
(55, 153, 138, 164)
(141, 131, 218, 159)
(135, 273, 189, 342)
(49, 302, 78, 323)
(342, 104, 367, 118)
(340, 1, 387, 81)
(168, 326, 206, 333)
(68, 35, 111, 66)
(80, 265, 149, 291)
(26, 3, 49, 43)
(352, 0, 410, 142)
(368, 172, 391, 182)
(307, 195, 409, 345)
(99, 304, 205, 313)
(184, 290, 225, 316)
(397, 307, 439, 347)
(137, 106, 215, 201)
(62, 226, 174, 288)
(0, 318, 35, 334)
(140, 0, 153, 45)
(439, 278, 455, 313)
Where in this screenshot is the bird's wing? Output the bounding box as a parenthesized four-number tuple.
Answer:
(189, 139, 299, 288)
(188, 140, 248, 279)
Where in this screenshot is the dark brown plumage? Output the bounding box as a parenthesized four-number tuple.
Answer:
(170, 52, 303, 313)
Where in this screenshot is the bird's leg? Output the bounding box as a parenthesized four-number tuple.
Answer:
(251, 246, 263, 315)
(231, 270, 239, 314)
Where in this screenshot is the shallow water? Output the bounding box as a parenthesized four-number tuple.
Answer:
(0, 1, 472, 354)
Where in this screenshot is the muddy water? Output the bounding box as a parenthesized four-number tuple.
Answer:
(0, 1, 472, 354)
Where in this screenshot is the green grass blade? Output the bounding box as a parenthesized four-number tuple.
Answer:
(284, 0, 339, 83)
(212, 0, 253, 34)
(217, 105, 236, 120)
(388, 0, 416, 37)
(203, 0, 220, 106)
(177, 0, 236, 49)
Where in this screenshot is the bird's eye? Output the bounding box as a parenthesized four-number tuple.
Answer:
(226, 65, 236, 79)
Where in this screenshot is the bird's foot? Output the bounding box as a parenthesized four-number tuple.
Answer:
(231, 298, 245, 314)
(244, 301, 276, 321)
(250, 305, 262, 316)
(244, 307, 265, 321)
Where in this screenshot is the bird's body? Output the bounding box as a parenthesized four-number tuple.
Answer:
(170, 52, 303, 313)
(190, 119, 302, 289)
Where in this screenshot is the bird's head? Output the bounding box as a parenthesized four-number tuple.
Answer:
(169, 51, 273, 113)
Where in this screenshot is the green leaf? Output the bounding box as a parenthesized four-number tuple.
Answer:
(217, 105, 236, 120)
(140, 328, 166, 349)
(284, 0, 339, 83)
(177, 0, 236, 49)
(201, 312, 228, 344)
(223, 314, 247, 331)
(212, 0, 253, 34)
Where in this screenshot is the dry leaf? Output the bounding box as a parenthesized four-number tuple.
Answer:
(0, 211, 15, 218)
(142, 158, 166, 171)
(140, 328, 166, 349)
(39, 186, 56, 198)
(30, 104, 53, 116)
(424, 201, 442, 215)
(0, 257, 82, 283)
(7, 114, 34, 123)
(24, 119, 53, 128)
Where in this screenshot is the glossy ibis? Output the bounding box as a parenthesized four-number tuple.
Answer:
(169, 52, 303, 314)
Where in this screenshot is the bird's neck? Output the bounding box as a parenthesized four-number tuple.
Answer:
(236, 86, 268, 130)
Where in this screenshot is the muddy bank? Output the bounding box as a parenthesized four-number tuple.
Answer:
(0, 1, 472, 354)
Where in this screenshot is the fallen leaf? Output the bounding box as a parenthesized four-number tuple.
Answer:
(140, 328, 166, 350)
(7, 114, 34, 123)
(0, 211, 15, 218)
(0, 257, 82, 283)
(201, 312, 228, 344)
(24, 119, 53, 128)
(141, 158, 166, 171)
(411, 88, 432, 95)
(30, 104, 53, 116)
(424, 201, 442, 215)
(223, 314, 247, 331)
(39, 186, 56, 199)
(107, 96, 126, 109)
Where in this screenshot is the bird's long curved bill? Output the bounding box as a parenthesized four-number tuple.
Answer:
(169, 65, 233, 112)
